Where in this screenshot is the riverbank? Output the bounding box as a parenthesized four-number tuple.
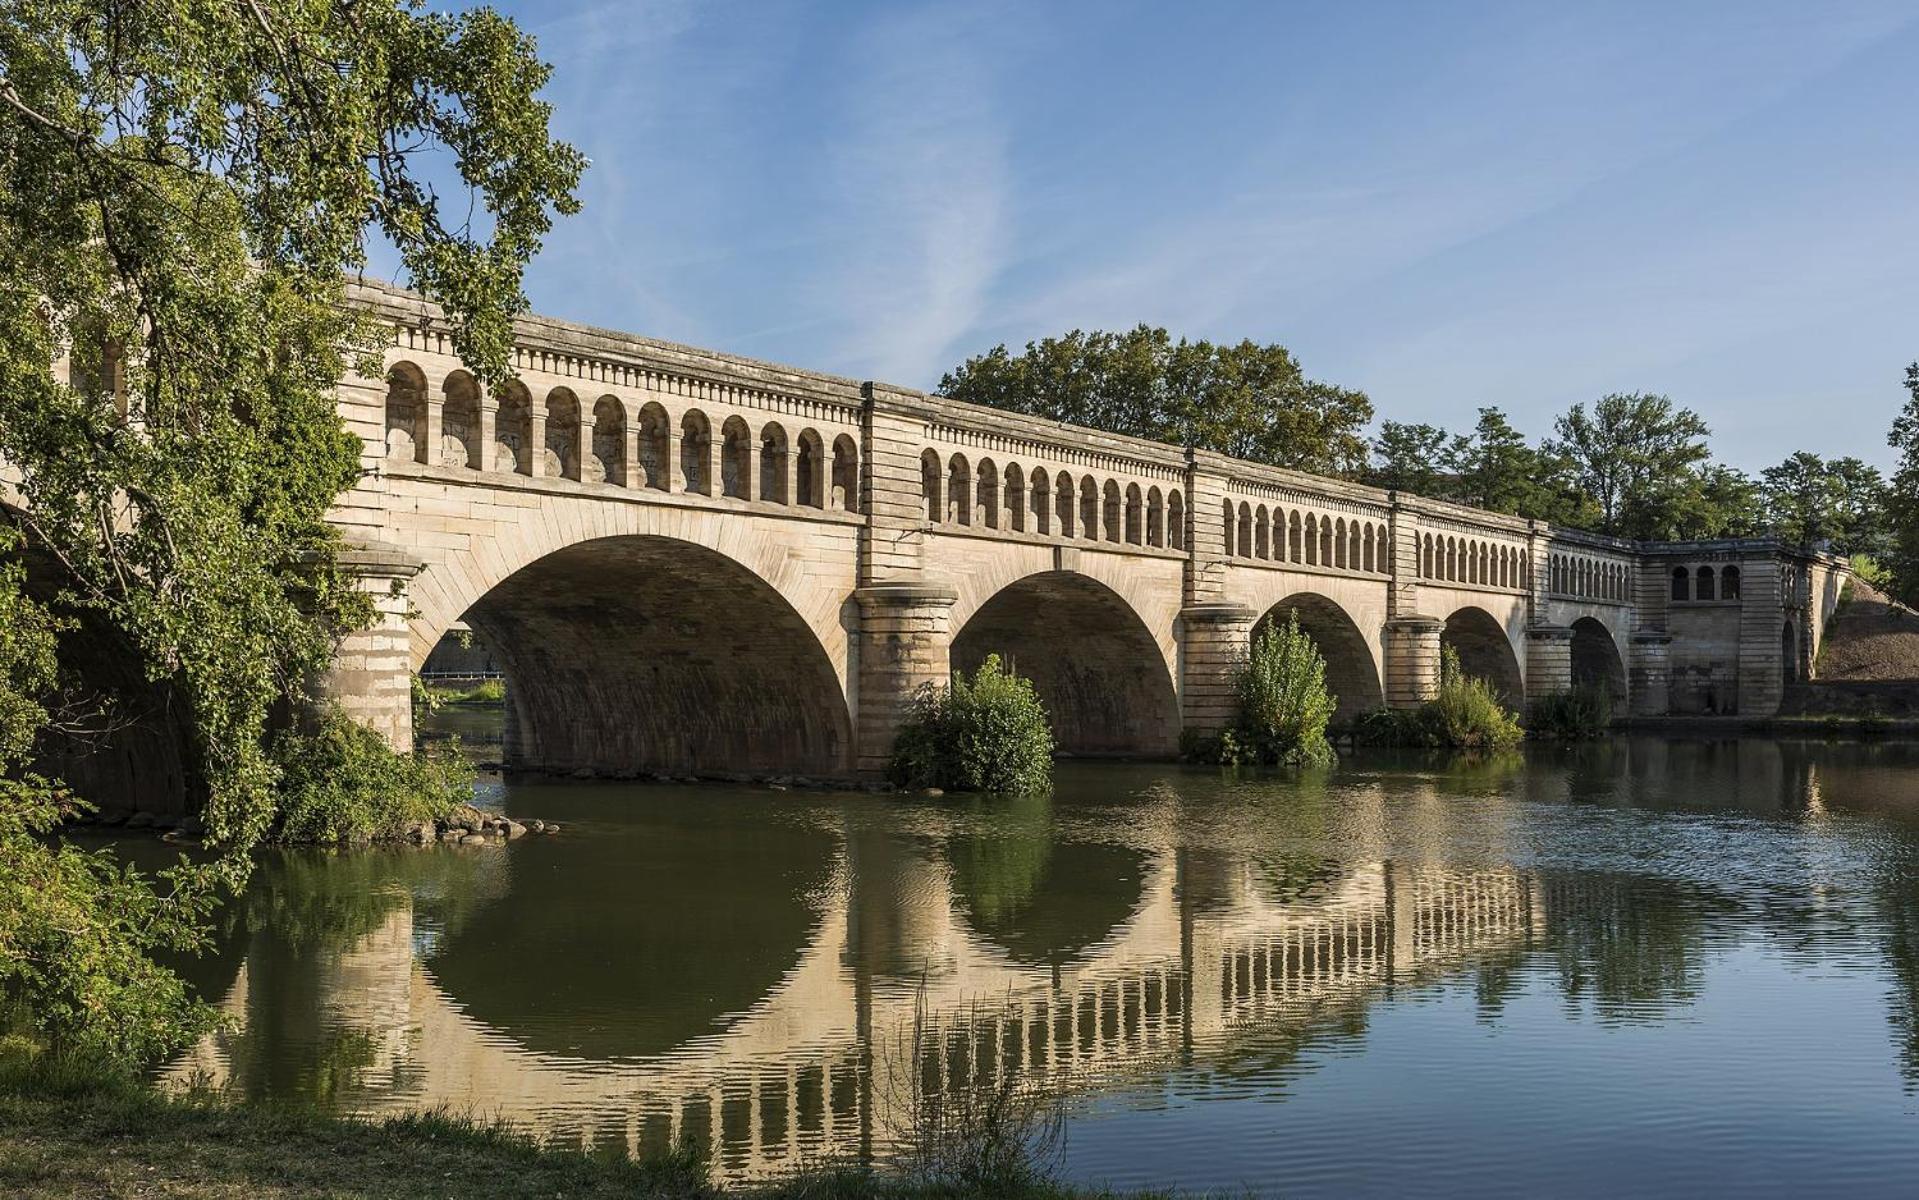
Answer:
(0, 1066, 1159, 1199)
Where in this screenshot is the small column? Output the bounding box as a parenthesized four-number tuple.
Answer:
(1630, 630, 1672, 717)
(1178, 602, 1253, 741)
(853, 581, 958, 777)
(1524, 624, 1574, 709)
(475, 399, 498, 473)
(423, 395, 444, 467)
(1384, 614, 1443, 707)
(620, 418, 640, 488)
(526, 406, 547, 478)
(322, 541, 425, 752)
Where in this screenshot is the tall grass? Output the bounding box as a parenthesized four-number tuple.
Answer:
(1355, 647, 1524, 750)
(1183, 611, 1338, 767)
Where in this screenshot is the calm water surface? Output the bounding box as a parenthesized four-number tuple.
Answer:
(159, 726, 1919, 1196)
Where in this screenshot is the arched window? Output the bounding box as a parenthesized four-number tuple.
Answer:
(1167, 490, 1185, 550)
(1147, 487, 1165, 548)
(1364, 525, 1376, 574)
(1237, 502, 1254, 558)
(1722, 565, 1740, 600)
(831, 434, 859, 512)
(1081, 477, 1100, 541)
(637, 402, 670, 490)
(385, 362, 429, 463)
(1696, 565, 1716, 601)
(441, 371, 480, 470)
(1104, 480, 1123, 543)
(1055, 471, 1076, 538)
(1335, 519, 1349, 570)
(1255, 506, 1270, 559)
(721, 416, 753, 499)
(976, 459, 1000, 529)
(1290, 511, 1304, 563)
(1445, 537, 1458, 581)
(1031, 468, 1052, 535)
(1422, 534, 1435, 579)
(795, 429, 825, 508)
(495, 380, 532, 475)
(1125, 484, 1144, 545)
(1672, 566, 1689, 602)
(946, 454, 971, 524)
(1005, 464, 1026, 532)
(590, 396, 624, 485)
(762, 424, 792, 503)
(679, 410, 711, 494)
(919, 448, 940, 521)
(546, 388, 581, 480)
(1349, 521, 1362, 571)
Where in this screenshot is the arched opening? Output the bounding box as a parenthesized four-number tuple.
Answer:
(831, 434, 859, 513)
(1004, 463, 1026, 532)
(720, 416, 752, 500)
(1237, 502, 1253, 558)
(1079, 477, 1099, 540)
(384, 362, 429, 463)
(1255, 594, 1384, 722)
(946, 453, 971, 524)
(796, 429, 825, 508)
(440, 370, 480, 469)
(1221, 499, 1235, 555)
(1255, 506, 1270, 559)
(1782, 621, 1803, 684)
(1441, 606, 1524, 708)
(918, 448, 940, 521)
(679, 410, 712, 495)
(1029, 468, 1050, 535)
(637, 402, 671, 490)
(494, 380, 533, 475)
(952, 572, 1179, 756)
(1167, 490, 1184, 550)
(544, 387, 581, 480)
(462, 536, 852, 777)
(976, 458, 1000, 529)
(1696, 565, 1716, 601)
(1570, 616, 1627, 707)
(1672, 566, 1689, 602)
(1146, 487, 1164, 548)
(589, 396, 624, 485)
(762, 423, 792, 504)
(1055, 472, 1075, 538)
(1722, 565, 1741, 600)
(1125, 483, 1143, 545)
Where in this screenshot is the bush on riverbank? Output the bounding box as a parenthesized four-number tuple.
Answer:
(1527, 686, 1612, 739)
(1354, 648, 1525, 751)
(1182, 612, 1338, 768)
(270, 709, 472, 844)
(890, 655, 1054, 795)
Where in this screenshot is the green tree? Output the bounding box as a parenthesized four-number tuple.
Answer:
(1543, 393, 1714, 539)
(941, 326, 1374, 476)
(1885, 364, 1919, 604)
(1370, 420, 1459, 498)
(0, 0, 582, 1065)
(1762, 452, 1845, 546)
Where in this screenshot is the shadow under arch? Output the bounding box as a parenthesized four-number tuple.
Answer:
(464, 535, 852, 776)
(1571, 615, 1627, 704)
(951, 570, 1179, 757)
(1255, 594, 1383, 722)
(1442, 606, 1524, 707)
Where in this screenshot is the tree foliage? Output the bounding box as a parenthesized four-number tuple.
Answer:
(940, 325, 1374, 477)
(1885, 364, 1919, 605)
(889, 655, 1055, 795)
(1542, 393, 1718, 539)
(0, 0, 581, 1066)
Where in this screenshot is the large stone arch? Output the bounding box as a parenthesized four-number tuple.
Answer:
(457, 532, 854, 777)
(1442, 605, 1525, 707)
(951, 569, 1180, 757)
(1255, 593, 1384, 721)
(1571, 615, 1627, 704)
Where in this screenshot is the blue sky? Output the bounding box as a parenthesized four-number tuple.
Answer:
(453, 0, 1919, 471)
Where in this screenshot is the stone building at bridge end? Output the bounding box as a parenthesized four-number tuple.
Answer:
(326, 279, 1848, 779)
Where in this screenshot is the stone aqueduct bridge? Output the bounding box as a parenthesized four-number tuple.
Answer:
(329, 280, 1847, 776)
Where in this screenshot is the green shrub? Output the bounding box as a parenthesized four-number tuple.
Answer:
(889, 655, 1054, 795)
(1188, 613, 1338, 768)
(1355, 647, 1525, 751)
(270, 709, 472, 843)
(1528, 686, 1612, 739)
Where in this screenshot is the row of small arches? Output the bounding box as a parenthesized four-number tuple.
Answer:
(920, 452, 1187, 550)
(1421, 534, 1529, 590)
(1672, 565, 1741, 602)
(1223, 501, 1390, 575)
(1550, 553, 1629, 602)
(385, 364, 860, 512)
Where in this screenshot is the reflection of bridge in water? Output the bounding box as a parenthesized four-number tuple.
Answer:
(171, 819, 1556, 1185)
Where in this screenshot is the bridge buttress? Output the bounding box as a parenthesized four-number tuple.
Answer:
(853, 582, 958, 778)
(1524, 625, 1573, 711)
(1177, 602, 1255, 741)
(1383, 615, 1443, 707)
(1630, 631, 1673, 716)
(324, 541, 425, 752)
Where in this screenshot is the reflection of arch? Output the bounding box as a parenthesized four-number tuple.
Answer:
(949, 806, 1147, 968)
(463, 536, 852, 776)
(952, 571, 1179, 756)
(1255, 594, 1384, 721)
(1570, 616, 1626, 705)
(1441, 606, 1523, 708)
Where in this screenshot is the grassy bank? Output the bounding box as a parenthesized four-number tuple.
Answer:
(0, 1062, 1160, 1199)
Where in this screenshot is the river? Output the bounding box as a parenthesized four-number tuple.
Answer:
(156, 719, 1919, 1196)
